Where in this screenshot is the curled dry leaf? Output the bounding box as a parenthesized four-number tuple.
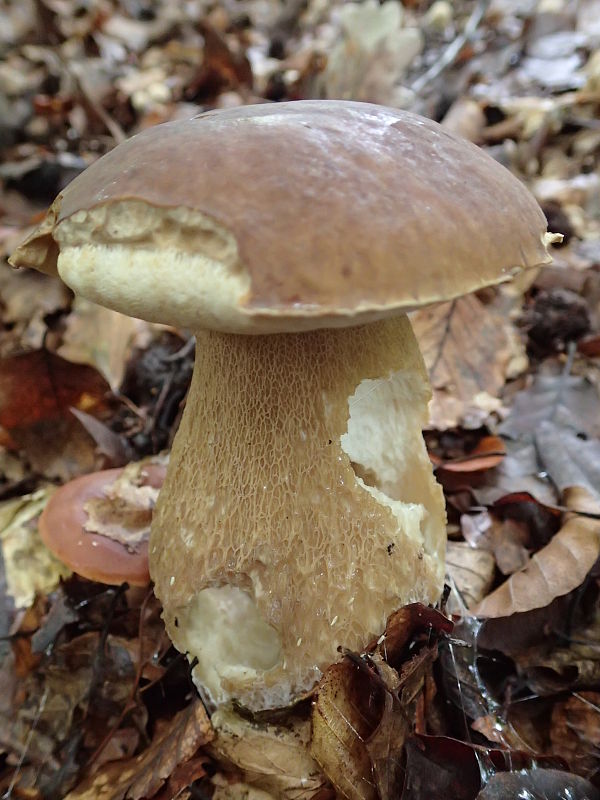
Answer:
(64, 699, 213, 800)
(472, 487, 600, 618)
(368, 603, 453, 667)
(209, 706, 327, 800)
(411, 294, 524, 430)
(433, 436, 506, 474)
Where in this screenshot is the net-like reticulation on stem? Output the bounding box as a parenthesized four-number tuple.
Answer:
(150, 315, 446, 710)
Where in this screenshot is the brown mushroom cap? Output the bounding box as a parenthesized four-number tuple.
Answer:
(10, 101, 554, 334)
(39, 465, 165, 586)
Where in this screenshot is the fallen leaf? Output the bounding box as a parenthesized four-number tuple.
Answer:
(401, 736, 481, 800)
(535, 420, 600, 503)
(65, 699, 213, 800)
(209, 706, 327, 799)
(472, 488, 600, 618)
(0, 349, 112, 480)
(368, 604, 453, 668)
(366, 647, 438, 800)
(411, 295, 525, 429)
(550, 692, 600, 779)
(0, 488, 70, 609)
(438, 617, 498, 724)
(433, 436, 506, 474)
(475, 768, 599, 799)
(499, 373, 600, 441)
(0, 349, 110, 431)
(31, 591, 78, 654)
(461, 511, 532, 576)
(58, 298, 160, 391)
(445, 541, 496, 611)
(320, 0, 422, 106)
(311, 659, 381, 800)
(513, 606, 600, 695)
(0, 267, 69, 331)
(474, 440, 559, 507)
(151, 754, 211, 800)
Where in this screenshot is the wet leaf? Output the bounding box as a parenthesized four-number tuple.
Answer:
(475, 768, 599, 799)
(151, 753, 211, 800)
(367, 647, 439, 800)
(65, 699, 213, 800)
(513, 606, 600, 695)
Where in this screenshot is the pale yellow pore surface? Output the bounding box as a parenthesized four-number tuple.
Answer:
(54, 202, 253, 333)
(150, 316, 446, 710)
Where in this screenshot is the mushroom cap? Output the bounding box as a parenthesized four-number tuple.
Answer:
(11, 100, 554, 334)
(39, 464, 165, 586)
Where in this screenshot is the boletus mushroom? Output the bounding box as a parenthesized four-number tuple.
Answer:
(10, 101, 558, 710)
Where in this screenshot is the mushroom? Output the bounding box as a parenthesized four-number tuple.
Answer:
(39, 460, 166, 586)
(10, 101, 558, 710)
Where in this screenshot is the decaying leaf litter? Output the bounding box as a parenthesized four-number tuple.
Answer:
(1, 0, 600, 797)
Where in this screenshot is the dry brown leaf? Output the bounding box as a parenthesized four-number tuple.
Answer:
(500, 374, 600, 441)
(472, 487, 600, 618)
(410, 295, 524, 429)
(0, 349, 111, 480)
(0, 349, 110, 431)
(209, 706, 327, 800)
(445, 541, 496, 612)
(311, 660, 380, 800)
(433, 436, 506, 474)
(0, 487, 69, 609)
(0, 267, 69, 328)
(59, 298, 160, 390)
(64, 699, 213, 800)
(151, 753, 211, 800)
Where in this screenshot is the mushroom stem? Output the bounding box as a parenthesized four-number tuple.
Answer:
(150, 314, 446, 710)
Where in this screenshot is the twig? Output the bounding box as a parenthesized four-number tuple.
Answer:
(411, 0, 491, 95)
